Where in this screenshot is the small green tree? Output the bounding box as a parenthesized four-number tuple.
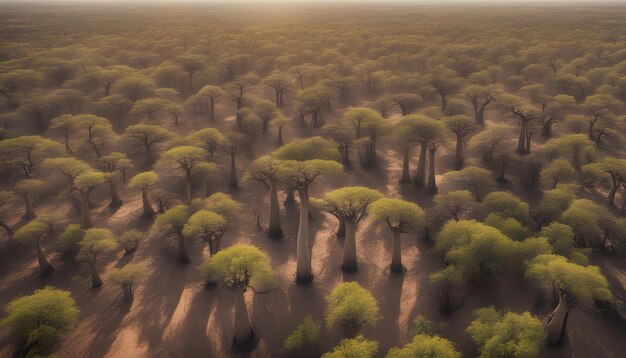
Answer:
(313, 187, 383, 273)
(433, 190, 476, 222)
(2, 287, 78, 357)
(130, 97, 169, 121)
(123, 124, 175, 165)
(190, 128, 225, 160)
(14, 220, 55, 275)
(195, 85, 224, 121)
(445, 115, 478, 170)
(466, 307, 546, 358)
(118, 229, 143, 255)
(221, 132, 246, 188)
(540, 222, 589, 265)
(96, 152, 132, 207)
(109, 263, 146, 301)
(183, 210, 227, 255)
(13, 179, 45, 219)
(153, 205, 191, 264)
(77, 228, 117, 287)
(201, 244, 275, 350)
(128, 171, 159, 216)
(526, 254, 611, 345)
(386, 334, 460, 358)
(322, 336, 378, 358)
(481, 191, 530, 223)
(325, 282, 381, 337)
(157, 146, 208, 204)
(369, 198, 425, 273)
(442, 166, 495, 202)
(283, 316, 321, 354)
(58, 224, 84, 257)
(541, 159, 577, 189)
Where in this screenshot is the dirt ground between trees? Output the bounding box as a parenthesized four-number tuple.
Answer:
(1, 97, 625, 358)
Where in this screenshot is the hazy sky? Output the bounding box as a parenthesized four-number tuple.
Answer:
(2, 0, 626, 2)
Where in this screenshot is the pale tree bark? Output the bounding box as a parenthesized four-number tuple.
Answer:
(268, 182, 282, 238)
(89, 261, 103, 288)
(296, 188, 312, 283)
(413, 142, 427, 187)
(400, 147, 411, 183)
(142, 189, 155, 216)
(233, 286, 253, 348)
(341, 219, 358, 272)
(547, 292, 570, 345)
(36, 237, 54, 276)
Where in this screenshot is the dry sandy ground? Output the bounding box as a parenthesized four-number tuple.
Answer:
(0, 96, 625, 358)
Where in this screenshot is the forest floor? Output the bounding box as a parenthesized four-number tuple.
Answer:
(0, 101, 625, 358)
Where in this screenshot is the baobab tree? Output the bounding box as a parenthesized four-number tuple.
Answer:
(128, 171, 158, 216)
(463, 85, 500, 125)
(190, 128, 225, 161)
(274, 137, 342, 283)
(541, 134, 595, 171)
(272, 113, 290, 147)
(264, 72, 293, 106)
(468, 124, 515, 182)
(325, 282, 380, 337)
(176, 54, 205, 92)
(314, 187, 383, 273)
(153, 205, 191, 264)
(0, 136, 58, 177)
(44, 157, 91, 191)
(433, 190, 476, 222)
(445, 115, 478, 170)
(109, 263, 145, 302)
(221, 132, 246, 189)
(75, 171, 105, 228)
(600, 158, 626, 206)
(442, 166, 495, 202)
(369, 198, 425, 273)
(118, 229, 143, 255)
(157, 146, 207, 204)
(13, 179, 45, 219)
(49, 114, 79, 154)
(201, 244, 275, 350)
(183, 210, 227, 255)
(297, 85, 329, 128)
(123, 124, 175, 165)
(392, 93, 422, 115)
(130, 98, 169, 121)
(96, 152, 132, 207)
(77, 228, 117, 288)
(254, 99, 279, 133)
(356, 111, 390, 168)
(526, 254, 611, 345)
(77, 114, 115, 158)
(13, 220, 55, 275)
(498, 95, 542, 155)
(195, 85, 224, 121)
(227, 74, 258, 122)
(395, 115, 441, 188)
(428, 66, 462, 111)
(243, 156, 283, 238)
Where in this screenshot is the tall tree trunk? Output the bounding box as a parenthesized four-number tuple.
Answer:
(233, 286, 253, 348)
(516, 120, 527, 155)
(547, 292, 570, 345)
(268, 182, 282, 238)
(176, 234, 190, 264)
(400, 147, 412, 183)
(284, 190, 295, 205)
(108, 181, 123, 207)
(476, 105, 486, 125)
(497, 156, 508, 183)
(426, 148, 438, 194)
(64, 129, 73, 154)
(229, 152, 238, 189)
(413, 142, 427, 187)
(296, 188, 312, 283)
(123, 284, 134, 301)
(607, 177, 618, 206)
(145, 144, 155, 165)
(342, 219, 358, 273)
(572, 148, 581, 171)
(209, 98, 215, 121)
(454, 136, 464, 170)
(142, 189, 155, 216)
(81, 191, 93, 228)
(22, 195, 35, 219)
(336, 218, 346, 238)
(276, 126, 284, 147)
(185, 171, 192, 204)
(390, 230, 403, 273)
(89, 261, 103, 288)
(36, 237, 54, 276)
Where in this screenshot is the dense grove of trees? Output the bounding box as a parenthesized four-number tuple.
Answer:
(0, 3, 625, 357)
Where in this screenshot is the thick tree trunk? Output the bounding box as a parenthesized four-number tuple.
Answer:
(497, 157, 508, 183)
(36, 237, 54, 276)
(525, 134, 532, 154)
(229, 152, 238, 189)
(89, 261, 103, 288)
(336, 218, 346, 238)
(413, 142, 427, 187)
(233, 286, 253, 348)
(296, 188, 312, 283)
(209, 98, 215, 121)
(517, 120, 527, 155)
(22, 195, 35, 219)
(145, 145, 155, 165)
(276, 126, 284, 147)
(390, 230, 403, 273)
(81, 191, 93, 228)
(426, 148, 438, 194)
(176, 234, 190, 264)
(400, 147, 411, 183)
(1, 221, 13, 237)
(268, 182, 283, 238)
(284, 190, 295, 205)
(476, 105, 486, 125)
(572, 149, 581, 171)
(342, 219, 358, 273)
(607, 177, 618, 206)
(123, 284, 134, 301)
(542, 122, 552, 138)
(109, 181, 123, 207)
(547, 292, 570, 345)
(454, 136, 463, 170)
(185, 172, 192, 204)
(142, 189, 155, 216)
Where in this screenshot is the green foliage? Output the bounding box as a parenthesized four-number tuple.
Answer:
(200, 244, 275, 291)
(540, 222, 589, 265)
(484, 213, 530, 241)
(386, 334, 460, 358)
(109, 263, 146, 287)
(283, 316, 321, 353)
(325, 282, 380, 336)
(128, 171, 159, 190)
(369, 198, 425, 232)
(58, 224, 85, 255)
(277, 159, 343, 190)
(313, 186, 383, 220)
(442, 166, 495, 201)
(183, 210, 227, 239)
(531, 186, 576, 227)
(154, 205, 191, 236)
(540, 159, 577, 188)
(13, 220, 46, 243)
(466, 307, 546, 358)
(412, 316, 445, 336)
(77, 228, 117, 263)
(481, 192, 530, 223)
(322, 336, 378, 358)
(118, 229, 143, 253)
(433, 190, 476, 221)
(561, 199, 606, 247)
(526, 254, 612, 306)
(2, 287, 78, 356)
(273, 136, 341, 162)
(202, 192, 241, 216)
